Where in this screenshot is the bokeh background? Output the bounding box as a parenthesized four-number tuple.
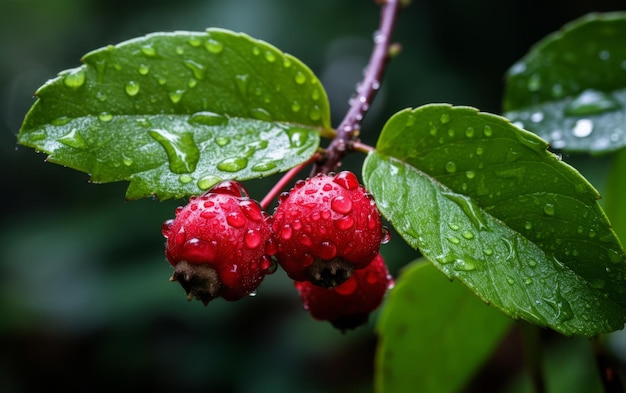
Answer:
(2, 0, 625, 392)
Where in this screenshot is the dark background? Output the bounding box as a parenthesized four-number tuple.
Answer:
(1, 0, 625, 392)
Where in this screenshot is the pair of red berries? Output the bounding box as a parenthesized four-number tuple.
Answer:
(161, 171, 393, 330)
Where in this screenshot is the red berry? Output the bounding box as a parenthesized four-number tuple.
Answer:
(161, 180, 275, 304)
(272, 171, 384, 287)
(294, 253, 393, 331)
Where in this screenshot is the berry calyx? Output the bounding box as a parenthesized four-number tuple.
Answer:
(161, 180, 275, 304)
(271, 171, 384, 287)
(294, 253, 393, 331)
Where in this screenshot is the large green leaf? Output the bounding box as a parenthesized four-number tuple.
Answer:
(375, 260, 513, 393)
(18, 29, 330, 199)
(503, 12, 626, 154)
(363, 104, 626, 337)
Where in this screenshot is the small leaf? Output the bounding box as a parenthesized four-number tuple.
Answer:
(18, 29, 331, 199)
(364, 104, 626, 337)
(503, 12, 626, 154)
(375, 260, 513, 393)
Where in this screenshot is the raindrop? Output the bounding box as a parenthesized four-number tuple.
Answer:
(440, 113, 451, 124)
(188, 37, 202, 47)
(527, 74, 541, 91)
(205, 38, 224, 54)
(445, 161, 457, 173)
(215, 136, 230, 147)
(140, 45, 157, 57)
(311, 89, 321, 101)
(528, 260, 537, 268)
(251, 160, 278, 172)
(251, 107, 272, 121)
(264, 51, 276, 62)
(217, 157, 248, 172)
(461, 231, 474, 240)
(466, 171, 475, 179)
(442, 191, 488, 231)
(98, 112, 113, 122)
(334, 216, 355, 231)
(178, 174, 192, 184)
(524, 222, 533, 230)
(63, 68, 86, 88)
(226, 212, 246, 228)
(454, 259, 476, 272)
(333, 171, 359, 190)
(319, 241, 337, 259)
(484, 247, 494, 256)
(447, 236, 460, 245)
(465, 127, 475, 138)
(148, 128, 200, 173)
(330, 195, 353, 214)
(294, 72, 306, 85)
(334, 277, 358, 296)
(58, 128, 87, 149)
(564, 89, 620, 116)
(188, 111, 228, 126)
(244, 230, 262, 249)
(572, 118, 594, 138)
(169, 89, 186, 104)
(183, 60, 206, 79)
(506, 277, 515, 285)
(138, 64, 150, 75)
(475, 147, 484, 156)
(286, 128, 310, 148)
(125, 81, 140, 96)
(197, 175, 222, 190)
(543, 203, 555, 216)
(483, 125, 493, 137)
(291, 101, 301, 113)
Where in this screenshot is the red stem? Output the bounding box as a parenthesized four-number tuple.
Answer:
(259, 153, 320, 210)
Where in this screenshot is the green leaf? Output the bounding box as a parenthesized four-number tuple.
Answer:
(375, 260, 513, 393)
(364, 104, 626, 337)
(18, 29, 330, 199)
(605, 148, 626, 246)
(502, 12, 626, 154)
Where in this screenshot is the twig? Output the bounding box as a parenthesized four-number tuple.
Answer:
(312, 0, 403, 174)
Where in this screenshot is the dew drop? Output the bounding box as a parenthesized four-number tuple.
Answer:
(334, 277, 358, 296)
(309, 106, 322, 121)
(148, 128, 200, 173)
(506, 277, 515, 285)
(294, 72, 306, 85)
(140, 45, 157, 57)
(178, 174, 192, 184)
(244, 229, 262, 249)
(484, 247, 494, 256)
(251, 160, 278, 172)
(138, 64, 150, 75)
(465, 127, 475, 138)
(251, 107, 272, 121)
(264, 50, 276, 62)
(226, 211, 247, 228)
(125, 81, 140, 96)
(564, 89, 620, 116)
(205, 38, 224, 54)
(524, 221, 533, 230)
(58, 128, 88, 149)
(333, 171, 360, 190)
(122, 155, 133, 166)
(447, 236, 460, 245)
(572, 118, 594, 138)
(169, 89, 186, 104)
(280, 224, 292, 240)
(543, 203, 555, 216)
(319, 241, 337, 259)
(217, 157, 248, 172)
(188, 37, 202, 47)
(466, 171, 475, 179)
(461, 231, 474, 240)
(445, 161, 457, 173)
(291, 101, 301, 113)
(197, 175, 222, 190)
(98, 112, 113, 122)
(286, 128, 310, 148)
(63, 68, 86, 88)
(334, 215, 355, 231)
(188, 111, 228, 126)
(311, 89, 321, 101)
(381, 226, 391, 244)
(183, 59, 206, 79)
(454, 259, 476, 271)
(440, 113, 451, 124)
(527, 74, 541, 91)
(483, 125, 493, 137)
(330, 195, 353, 214)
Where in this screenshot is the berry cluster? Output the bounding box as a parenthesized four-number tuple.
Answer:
(161, 171, 393, 330)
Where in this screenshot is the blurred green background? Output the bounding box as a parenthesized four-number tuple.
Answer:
(2, 0, 625, 392)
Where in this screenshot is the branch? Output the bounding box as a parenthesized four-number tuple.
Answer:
(313, 0, 403, 174)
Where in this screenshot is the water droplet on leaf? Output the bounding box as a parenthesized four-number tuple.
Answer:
(572, 118, 594, 138)
(125, 81, 140, 96)
(183, 60, 206, 79)
(148, 128, 200, 173)
(564, 89, 620, 116)
(217, 157, 248, 172)
(188, 111, 228, 126)
(205, 38, 224, 54)
(197, 175, 222, 190)
(63, 68, 86, 88)
(58, 128, 87, 149)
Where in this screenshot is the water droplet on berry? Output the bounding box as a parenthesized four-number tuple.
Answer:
(334, 276, 358, 295)
(226, 211, 246, 228)
(367, 213, 380, 231)
(319, 241, 337, 259)
(161, 219, 174, 237)
(184, 238, 218, 262)
(299, 234, 313, 247)
(239, 200, 263, 221)
(244, 229, 262, 249)
(334, 215, 355, 231)
(381, 226, 391, 244)
(331, 195, 353, 214)
(281, 224, 293, 240)
(209, 180, 249, 197)
(333, 171, 360, 190)
(323, 183, 333, 192)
